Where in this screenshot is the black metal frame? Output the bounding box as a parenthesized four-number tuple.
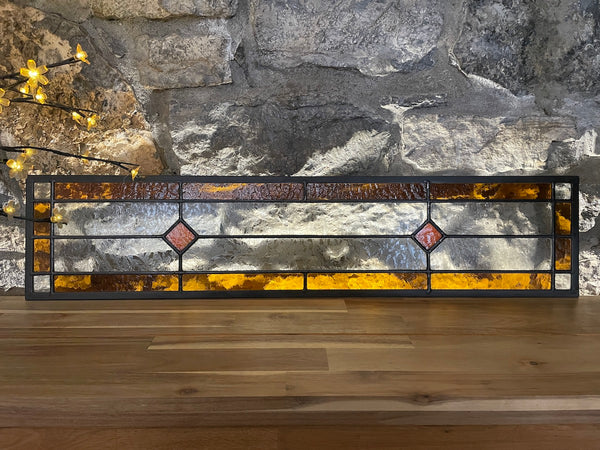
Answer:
(25, 175, 579, 300)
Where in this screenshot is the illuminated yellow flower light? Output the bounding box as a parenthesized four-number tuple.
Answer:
(19, 59, 49, 90)
(22, 148, 37, 159)
(74, 44, 90, 64)
(6, 156, 31, 180)
(130, 166, 140, 180)
(34, 87, 47, 104)
(86, 113, 98, 130)
(50, 207, 67, 228)
(0, 88, 10, 113)
(71, 111, 84, 124)
(19, 85, 29, 95)
(2, 200, 18, 218)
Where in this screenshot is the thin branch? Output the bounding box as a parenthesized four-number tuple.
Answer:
(1, 145, 138, 171)
(0, 58, 81, 80)
(8, 97, 97, 114)
(0, 210, 51, 223)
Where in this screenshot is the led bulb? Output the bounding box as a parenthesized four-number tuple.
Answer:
(6, 159, 22, 171)
(130, 166, 140, 180)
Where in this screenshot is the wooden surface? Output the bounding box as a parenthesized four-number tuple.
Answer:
(1, 295, 600, 448)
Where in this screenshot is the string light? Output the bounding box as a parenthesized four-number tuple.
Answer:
(2, 200, 17, 217)
(19, 59, 49, 90)
(0, 88, 10, 113)
(34, 87, 47, 104)
(130, 166, 140, 180)
(50, 207, 67, 228)
(74, 44, 90, 64)
(71, 111, 83, 124)
(22, 148, 36, 159)
(86, 113, 98, 130)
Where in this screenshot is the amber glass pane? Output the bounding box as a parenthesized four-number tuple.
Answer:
(431, 273, 551, 290)
(306, 183, 426, 201)
(307, 272, 427, 290)
(33, 202, 51, 236)
(54, 274, 179, 292)
(54, 182, 179, 200)
(33, 239, 50, 272)
(182, 273, 304, 291)
(555, 203, 571, 235)
(555, 238, 572, 271)
(183, 183, 304, 200)
(430, 183, 552, 200)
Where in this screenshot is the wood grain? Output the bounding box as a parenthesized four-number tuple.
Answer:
(1, 295, 599, 447)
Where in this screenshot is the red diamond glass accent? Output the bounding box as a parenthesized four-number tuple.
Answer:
(414, 222, 443, 250)
(165, 222, 196, 252)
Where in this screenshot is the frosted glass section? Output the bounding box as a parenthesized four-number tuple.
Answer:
(54, 202, 179, 236)
(183, 238, 426, 271)
(33, 275, 50, 292)
(54, 238, 179, 272)
(431, 202, 552, 235)
(34, 183, 51, 200)
(182, 202, 426, 236)
(555, 273, 571, 290)
(430, 238, 552, 270)
(555, 183, 571, 200)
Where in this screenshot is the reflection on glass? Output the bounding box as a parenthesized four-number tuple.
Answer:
(53, 239, 179, 272)
(554, 183, 571, 200)
(307, 272, 427, 290)
(555, 238, 571, 271)
(33, 202, 51, 236)
(33, 239, 50, 272)
(54, 182, 179, 200)
(306, 183, 426, 200)
(431, 202, 552, 235)
(555, 273, 571, 290)
(54, 274, 179, 292)
(430, 183, 552, 200)
(33, 275, 50, 292)
(183, 238, 426, 271)
(54, 203, 179, 236)
(182, 273, 304, 291)
(182, 202, 427, 236)
(555, 203, 571, 235)
(34, 183, 51, 200)
(431, 273, 551, 290)
(183, 183, 304, 200)
(430, 238, 552, 270)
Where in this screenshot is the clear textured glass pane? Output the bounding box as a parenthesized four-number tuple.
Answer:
(430, 238, 552, 270)
(431, 202, 552, 235)
(555, 273, 571, 290)
(183, 238, 426, 271)
(54, 203, 179, 236)
(182, 202, 427, 236)
(54, 239, 179, 272)
(33, 275, 50, 292)
(555, 183, 571, 200)
(34, 183, 51, 200)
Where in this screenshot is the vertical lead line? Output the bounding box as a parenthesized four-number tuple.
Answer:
(551, 182, 556, 291)
(178, 181, 183, 291)
(426, 180, 431, 293)
(50, 180, 55, 295)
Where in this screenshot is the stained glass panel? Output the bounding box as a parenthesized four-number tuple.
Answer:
(182, 273, 304, 291)
(306, 183, 426, 200)
(430, 183, 552, 200)
(430, 238, 552, 270)
(182, 202, 427, 236)
(555, 203, 572, 235)
(555, 238, 572, 271)
(183, 237, 426, 271)
(431, 273, 552, 290)
(307, 272, 427, 290)
(25, 176, 578, 299)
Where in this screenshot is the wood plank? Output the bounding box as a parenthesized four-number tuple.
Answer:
(2, 425, 600, 450)
(149, 334, 414, 350)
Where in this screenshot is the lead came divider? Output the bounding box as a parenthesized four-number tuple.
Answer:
(25, 176, 579, 299)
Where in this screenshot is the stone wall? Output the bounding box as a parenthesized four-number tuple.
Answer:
(1, 0, 599, 294)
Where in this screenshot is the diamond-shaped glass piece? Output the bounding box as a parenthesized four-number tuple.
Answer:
(165, 221, 197, 253)
(414, 222, 443, 250)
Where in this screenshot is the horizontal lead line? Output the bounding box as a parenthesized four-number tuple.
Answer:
(48, 234, 557, 239)
(48, 270, 556, 275)
(46, 198, 565, 203)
